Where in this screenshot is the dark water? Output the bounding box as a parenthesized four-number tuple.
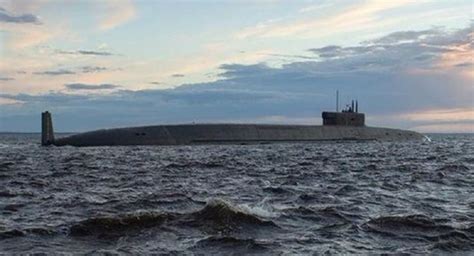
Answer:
(0, 133, 473, 255)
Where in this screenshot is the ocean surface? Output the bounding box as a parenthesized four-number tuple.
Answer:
(0, 133, 473, 255)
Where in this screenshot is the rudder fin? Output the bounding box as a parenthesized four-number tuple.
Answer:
(41, 111, 55, 145)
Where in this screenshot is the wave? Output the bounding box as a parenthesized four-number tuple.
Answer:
(437, 164, 469, 172)
(192, 236, 270, 252)
(0, 227, 55, 240)
(189, 199, 279, 232)
(364, 214, 453, 237)
(69, 199, 278, 238)
(69, 212, 168, 237)
(262, 186, 290, 194)
(363, 215, 474, 251)
(164, 161, 224, 169)
(0, 190, 16, 198)
(334, 184, 358, 195)
(0, 161, 14, 171)
(281, 206, 354, 228)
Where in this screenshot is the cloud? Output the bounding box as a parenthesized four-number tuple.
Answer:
(98, 0, 136, 30)
(57, 50, 115, 56)
(410, 122, 474, 133)
(171, 74, 185, 78)
(64, 83, 120, 90)
(235, 0, 419, 39)
(77, 50, 113, 56)
(0, 8, 41, 24)
(261, 53, 316, 60)
(400, 107, 473, 122)
(15, 66, 108, 79)
(0, 0, 48, 14)
(34, 69, 75, 76)
(0, 96, 22, 105)
(0, 6, 60, 50)
(0, 77, 15, 81)
(2, 22, 58, 49)
(1, 25, 473, 132)
(149, 82, 162, 85)
(81, 66, 107, 73)
(369, 29, 440, 44)
(455, 62, 473, 68)
(299, 2, 334, 13)
(306, 26, 474, 74)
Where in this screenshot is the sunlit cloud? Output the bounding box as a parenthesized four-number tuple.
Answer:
(0, 0, 49, 14)
(56, 50, 115, 56)
(236, 0, 419, 39)
(298, 2, 334, 14)
(436, 42, 474, 78)
(98, 0, 136, 30)
(33, 69, 75, 76)
(400, 108, 474, 122)
(81, 66, 108, 73)
(411, 123, 473, 133)
(1, 23, 59, 49)
(65, 83, 120, 90)
(0, 96, 22, 105)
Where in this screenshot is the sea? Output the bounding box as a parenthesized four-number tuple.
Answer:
(0, 133, 473, 255)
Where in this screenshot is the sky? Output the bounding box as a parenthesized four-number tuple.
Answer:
(0, 0, 472, 133)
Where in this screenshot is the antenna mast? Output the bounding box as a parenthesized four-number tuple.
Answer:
(336, 90, 339, 112)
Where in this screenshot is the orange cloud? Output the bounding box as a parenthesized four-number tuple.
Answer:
(236, 0, 418, 39)
(401, 108, 474, 122)
(98, 0, 136, 30)
(436, 36, 474, 78)
(0, 97, 23, 106)
(2, 24, 57, 49)
(411, 123, 473, 133)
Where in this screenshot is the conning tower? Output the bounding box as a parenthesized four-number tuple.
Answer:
(322, 98, 365, 126)
(41, 111, 55, 145)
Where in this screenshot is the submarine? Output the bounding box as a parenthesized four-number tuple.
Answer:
(41, 99, 424, 147)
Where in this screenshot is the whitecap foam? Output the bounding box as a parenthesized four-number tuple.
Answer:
(239, 198, 279, 218)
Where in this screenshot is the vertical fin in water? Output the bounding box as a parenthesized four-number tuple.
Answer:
(41, 111, 55, 146)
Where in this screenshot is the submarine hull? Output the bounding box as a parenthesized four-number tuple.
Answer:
(53, 124, 424, 147)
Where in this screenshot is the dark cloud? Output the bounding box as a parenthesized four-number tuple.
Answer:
(308, 26, 474, 64)
(77, 50, 113, 56)
(218, 63, 270, 79)
(369, 29, 439, 44)
(33, 67, 109, 76)
(81, 66, 107, 73)
(65, 83, 120, 90)
(0, 92, 88, 104)
(305, 28, 469, 74)
(0, 8, 41, 24)
(262, 53, 316, 60)
(0, 77, 14, 81)
(455, 62, 473, 68)
(171, 74, 185, 78)
(1, 25, 472, 132)
(149, 82, 162, 85)
(57, 50, 114, 56)
(34, 69, 75, 76)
